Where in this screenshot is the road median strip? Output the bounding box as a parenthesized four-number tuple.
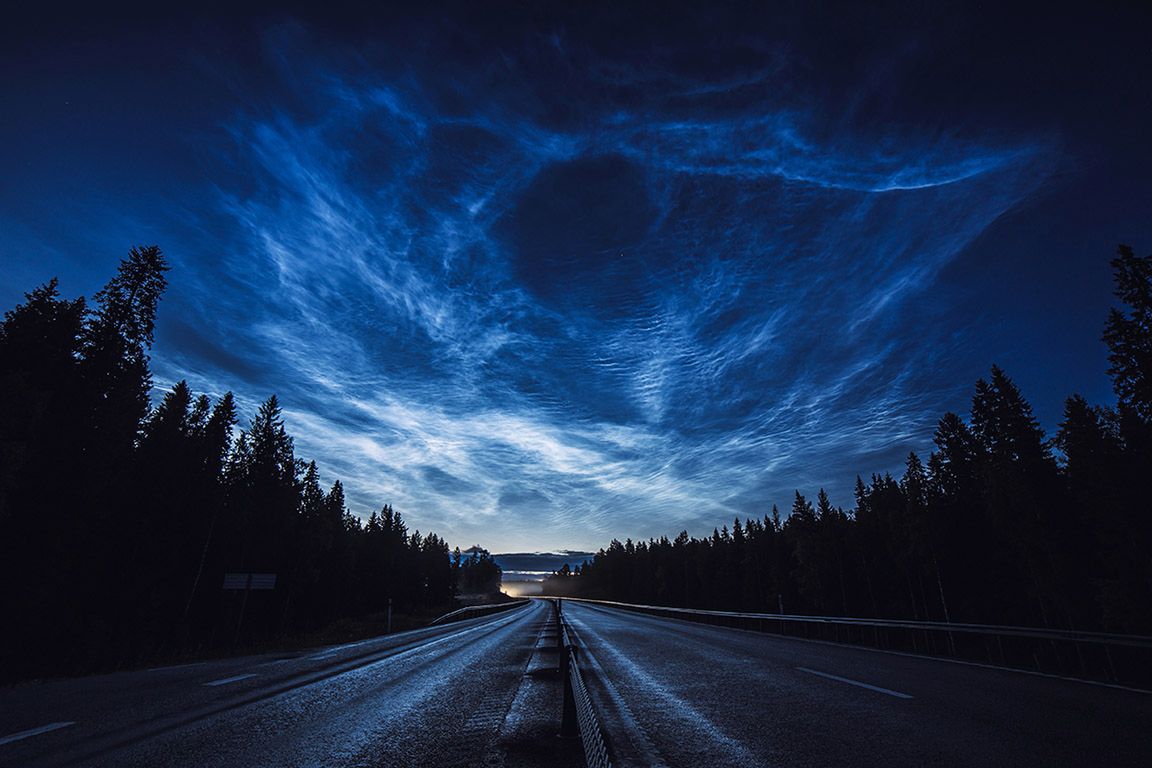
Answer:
(554, 599, 614, 768)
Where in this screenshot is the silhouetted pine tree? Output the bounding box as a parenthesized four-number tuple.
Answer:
(1104, 245, 1152, 424)
(574, 247, 1152, 634)
(0, 248, 468, 681)
(1094, 244, 1152, 630)
(0, 279, 88, 673)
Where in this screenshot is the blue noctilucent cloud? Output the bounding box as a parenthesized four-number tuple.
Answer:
(2, 5, 1150, 551)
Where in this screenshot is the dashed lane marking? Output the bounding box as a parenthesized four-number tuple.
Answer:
(147, 662, 206, 672)
(577, 602, 1152, 696)
(795, 667, 913, 699)
(0, 722, 76, 747)
(203, 673, 257, 687)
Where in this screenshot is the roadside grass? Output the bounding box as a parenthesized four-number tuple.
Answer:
(4, 591, 516, 686)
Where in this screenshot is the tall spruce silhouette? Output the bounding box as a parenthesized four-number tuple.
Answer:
(0, 247, 459, 682)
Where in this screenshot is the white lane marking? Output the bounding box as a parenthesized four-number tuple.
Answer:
(196, 606, 539, 692)
(257, 657, 297, 666)
(304, 604, 536, 664)
(581, 602, 1152, 697)
(0, 721, 76, 747)
(203, 673, 257, 687)
(330, 638, 373, 650)
(376, 604, 541, 662)
(795, 667, 913, 699)
(147, 661, 206, 672)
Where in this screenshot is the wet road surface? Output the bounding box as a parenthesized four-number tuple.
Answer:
(8, 597, 1151, 767)
(0, 602, 553, 767)
(563, 601, 1152, 767)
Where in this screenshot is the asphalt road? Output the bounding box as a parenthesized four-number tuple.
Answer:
(0, 601, 550, 768)
(7, 598, 1150, 768)
(562, 601, 1152, 767)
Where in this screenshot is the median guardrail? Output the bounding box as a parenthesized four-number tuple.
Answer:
(429, 599, 530, 626)
(553, 599, 612, 768)
(542, 596, 1152, 689)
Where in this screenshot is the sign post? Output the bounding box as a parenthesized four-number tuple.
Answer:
(223, 573, 277, 645)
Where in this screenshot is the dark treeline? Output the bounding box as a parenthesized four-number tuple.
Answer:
(456, 549, 503, 595)
(555, 246, 1152, 634)
(0, 246, 471, 682)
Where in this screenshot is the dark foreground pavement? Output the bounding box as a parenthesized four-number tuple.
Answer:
(8, 597, 1149, 767)
(0, 600, 584, 767)
(563, 601, 1152, 767)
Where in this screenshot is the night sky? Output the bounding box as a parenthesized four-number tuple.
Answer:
(2, 3, 1150, 552)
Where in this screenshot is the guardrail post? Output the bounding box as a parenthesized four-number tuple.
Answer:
(555, 604, 565, 665)
(560, 643, 579, 739)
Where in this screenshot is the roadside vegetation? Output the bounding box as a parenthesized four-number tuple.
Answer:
(0, 246, 501, 682)
(551, 246, 1152, 636)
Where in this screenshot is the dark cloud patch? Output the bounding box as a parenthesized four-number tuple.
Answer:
(420, 465, 480, 495)
(422, 122, 508, 199)
(157, 316, 266, 383)
(501, 154, 660, 315)
(497, 486, 550, 512)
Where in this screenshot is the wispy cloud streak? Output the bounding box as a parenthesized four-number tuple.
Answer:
(148, 18, 1053, 551)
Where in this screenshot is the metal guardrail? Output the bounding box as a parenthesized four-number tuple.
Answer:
(554, 600, 612, 768)
(544, 596, 1152, 689)
(552, 597, 1152, 647)
(429, 599, 529, 625)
